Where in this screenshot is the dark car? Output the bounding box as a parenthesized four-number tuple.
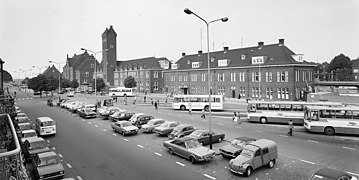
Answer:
(100, 107, 125, 119)
(153, 121, 180, 136)
(23, 137, 50, 162)
(309, 168, 357, 180)
(132, 115, 155, 128)
(219, 136, 256, 158)
(109, 112, 135, 121)
(77, 108, 97, 119)
(187, 129, 225, 145)
(168, 124, 195, 139)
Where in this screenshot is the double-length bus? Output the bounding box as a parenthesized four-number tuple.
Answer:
(304, 105, 359, 135)
(247, 101, 343, 125)
(172, 94, 224, 111)
(109, 87, 134, 97)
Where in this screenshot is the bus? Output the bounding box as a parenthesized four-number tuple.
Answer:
(109, 87, 134, 97)
(247, 101, 343, 125)
(304, 105, 359, 135)
(172, 94, 224, 111)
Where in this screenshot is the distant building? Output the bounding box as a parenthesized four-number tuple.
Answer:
(351, 58, 359, 81)
(101, 25, 117, 86)
(163, 39, 316, 101)
(43, 65, 60, 79)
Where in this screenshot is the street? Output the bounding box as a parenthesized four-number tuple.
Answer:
(14, 90, 359, 180)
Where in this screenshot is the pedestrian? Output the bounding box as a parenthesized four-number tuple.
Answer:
(165, 97, 168, 105)
(144, 96, 146, 103)
(154, 101, 158, 110)
(124, 97, 127, 105)
(151, 98, 153, 105)
(188, 102, 192, 115)
(133, 99, 136, 108)
(288, 119, 293, 136)
(238, 94, 241, 99)
(14, 91, 16, 97)
(201, 109, 206, 118)
(115, 96, 118, 103)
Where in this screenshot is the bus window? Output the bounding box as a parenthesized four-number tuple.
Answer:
(353, 111, 359, 119)
(293, 105, 303, 111)
(280, 104, 292, 111)
(311, 111, 319, 121)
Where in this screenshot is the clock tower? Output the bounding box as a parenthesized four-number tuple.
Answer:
(102, 25, 117, 86)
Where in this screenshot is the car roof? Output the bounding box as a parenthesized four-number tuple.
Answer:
(18, 122, 31, 126)
(22, 129, 36, 133)
(150, 118, 163, 122)
(176, 124, 192, 129)
(17, 112, 26, 115)
(176, 136, 195, 142)
(26, 137, 45, 143)
(37, 117, 55, 122)
(249, 139, 276, 149)
(235, 136, 256, 142)
(85, 104, 96, 106)
(314, 167, 351, 179)
(116, 121, 131, 124)
(38, 151, 57, 158)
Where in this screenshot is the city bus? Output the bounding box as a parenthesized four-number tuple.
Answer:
(172, 94, 224, 111)
(108, 87, 134, 97)
(304, 105, 359, 135)
(247, 101, 343, 125)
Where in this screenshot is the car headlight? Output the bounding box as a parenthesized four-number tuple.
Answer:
(60, 171, 64, 174)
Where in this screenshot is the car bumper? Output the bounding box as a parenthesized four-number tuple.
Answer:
(229, 166, 245, 174)
(219, 150, 236, 158)
(124, 130, 138, 135)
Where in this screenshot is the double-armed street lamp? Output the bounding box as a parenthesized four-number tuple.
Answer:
(184, 8, 228, 149)
(80, 48, 108, 99)
(49, 61, 65, 95)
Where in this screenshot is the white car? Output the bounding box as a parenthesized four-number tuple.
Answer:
(20, 129, 38, 143)
(67, 91, 75, 97)
(129, 113, 146, 124)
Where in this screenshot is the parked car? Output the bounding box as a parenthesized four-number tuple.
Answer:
(57, 98, 69, 106)
(163, 136, 216, 164)
(219, 136, 256, 159)
(131, 115, 155, 128)
(17, 122, 32, 134)
(229, 139, 278, 177)
(168, 124, 195, 139)
(84, 104, 97, 112)
(111, 121, 139, 136)
(20, 129, 38, 143)
(15, 106, 21, 113)
(109, 112, 135, 121)
(33, 91, 41, 95)
(187, 129, 225, 145)
(70, 102, 85, 113)
(15, 112, 30, 123)
(66, 101, 80, 110)
(129, 113, 146, 124)
(67, 91, 75, 97)
(309, 167, 357, 180)
(100, 107, 125, 119)
(23, 137, 50, 162)
(33, 151, 65, 180)
(153, 121, 180, 136)
(77, 108, 97, 119)
(60, 99, 71, 108)
(141, 118, 165, 133)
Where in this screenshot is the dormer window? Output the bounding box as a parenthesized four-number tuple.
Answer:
(172, 63, 178, 69)
(218, 59, 229, 67)
(251, 56, 266, 65)
(211, 57, 215, 62)
(291, 54, 304, 62)
(241, 54, 246, 60)
(192, 62, 200, 68)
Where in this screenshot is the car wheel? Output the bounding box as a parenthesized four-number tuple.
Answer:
(218, 137, 223, 143)
(268, 160, 274, 168)
(204, 105, 209, 111)
(190, 156, 197, 164)
(169, 148, 174, 155)
(112, 127, 116, 132)
(245, 167, 252, 177)
(260, 117, 268, 124)
(180, 105, 186, 111)
(324, 127, 335, 135)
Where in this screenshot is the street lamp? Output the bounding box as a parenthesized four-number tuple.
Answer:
(184, 8, 228, 149)
(32, 65, 48, 75)
(49, 61, 65, 95)
(80, 48, 108, 98)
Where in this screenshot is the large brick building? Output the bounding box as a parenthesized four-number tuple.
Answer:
(163, 39, 316, 101)
(43, 65, 60, 79)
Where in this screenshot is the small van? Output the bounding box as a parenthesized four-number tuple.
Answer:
(35, 117, 56, 136)
(229, 139, 277, 177)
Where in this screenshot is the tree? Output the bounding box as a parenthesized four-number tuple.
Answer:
(124, 76, 137, 88)
(93, 78, 106, 92)
(327, 54, 353, 81)
(61, 78, 72, 89)
(27, 74, 49, 97)
(70, 79, 79, 89)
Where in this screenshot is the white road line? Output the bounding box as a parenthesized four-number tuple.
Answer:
(279, 135, 288, 138)
(137, 145, 144, 148)
(82, 119, 85, 121)
(58, 154, 63, 158)
(154, 152, 162, 156)
(342, 146, 356, 151)
(67, 163, 72, 168)
(77, 117, 79, 119)
(124, 139, 129, 142)
(255, 130, 263, 133)
(46, 140, 50, 143)
(203, 174, 216, 180)
(113, 133, 117, 136)
(52, 147, 56, 150)
(275, 168, 279, 170)
(347, 172, 359, 177)
(300, 160, 315, 165)
(103, 129, 107, 131)
(307, 140, 319, 143)
(95, 125, 99, 128)
(176, 162, 185, 167)
(77, 176, 83, 180)
(88, 122, 92, 124)
(235, 126, 242, 128)
(217, 123, 223, 126)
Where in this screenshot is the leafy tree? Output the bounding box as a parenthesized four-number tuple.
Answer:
(61, 78, 72, 88)
(124, 76, 137, 88)
(27, 74, 49, 97)
(93, 78, 106, 92)
(70, 79, 79, 89)
(327, 54, 353, 81)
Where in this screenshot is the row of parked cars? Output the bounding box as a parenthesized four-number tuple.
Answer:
(14, 107, 66, 180)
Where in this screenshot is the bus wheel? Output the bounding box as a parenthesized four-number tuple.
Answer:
(260, 117, 268, 124)
(324, 127, 335, 135)
(204, 105, 209, 111)
(124, 94, 127, 97)
(180, 105, 186, 110)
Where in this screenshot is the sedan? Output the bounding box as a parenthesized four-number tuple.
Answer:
(109, 112, 135, 121)
(33, 151, 65, 180)
(153, 121, 180, 136)
(23, 137, 50, 162)
(187, 129, 225, 145)
(219, 136, 256, 159)
(168, 124, 195, 139)
(141, 118, 165, 133)
(100, 107, 125, 119)
(111, 121, 139, 136)
(77, 108, 97, 119)
(309, 167, 357, 180)
(163, 137, 216, 164)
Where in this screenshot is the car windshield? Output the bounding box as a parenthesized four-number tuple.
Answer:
(38, 156, 59, 167)
(231, 139, 246, 148)
(121, 122, 132, 127)
(190, 130, 204, 138)
(147, 121, 155, 125)
(24, 132, 37, 138)
(84, 109, 93, 113)
(30, 141, 47, 150)
(19, 124, 31, 130)
(160, 123, 170, 128)
(17, 114, 26, 118)
(119, 113, 125, 117)
(185, 140, 201, 149)
(41, 121, 55, 126)
(241, 148, 255, 157)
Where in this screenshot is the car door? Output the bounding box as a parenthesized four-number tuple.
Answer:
(175, 141, 188, 158)
(252, 149, 263, 169)
(198, 132, 209, 145)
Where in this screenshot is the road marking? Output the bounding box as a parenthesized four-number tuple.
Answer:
(124, 139, 129, 142)
(77, 117, 79, 119)
(342, 146, 356, 151)
(82, 119, 85, 121)
(58, 154, 63, 158)
(300, 160, 315, 165)
(154, 152, 162, 156)
(88, 122, 92, 124)
(204, 174, 216, 180)
(347, 172, 359, 177)
(275, 168, 279, 170)
(52, 147, 56, 150)
(307, 140, 319, 143)
(77, 176, 83, 180)
(235, 126, 242, 128)
(176, 162, 185, 167)
(112, 133, 117, 136)
(103, 129, 107, 132)
(46, 140, 50, 143)
(279, 135, 288, 138)
(95, 125, 99, 128)
(255, 130, 263, 133)
(217, 123, 223, 126)
(67, 163, 72, 168)
(137, 145, 144, 148)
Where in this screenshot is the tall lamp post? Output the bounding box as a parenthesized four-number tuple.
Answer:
(49, 61, 65, 95)
(80, 48, 108, 98)
(0, 58, 4, 95)
(32, 65, 48, 75)
(184, 8, 228, 149)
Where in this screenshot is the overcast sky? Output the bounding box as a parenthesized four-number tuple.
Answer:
(1, 0, 358, 78)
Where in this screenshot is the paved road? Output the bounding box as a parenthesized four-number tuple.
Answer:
(13, 90, 359, 180)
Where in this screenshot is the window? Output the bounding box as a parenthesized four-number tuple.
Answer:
(252, 72, 260, 82)
(192, 62, 200, 68)
(303, 70, 307, 81)
(85, 72, 89, 77)
(241, 54, 246, 60)
(295, 70, 300, 82)
(184, 75, 188, 81)
(201, 74, 206, 81)
(230, 72, 236, 82)
(218, 73, 225, 82)
(266, 88, 273, 99)
(114, 73, 119, 79)
(308, 71, 313, 81)
(262, 147, 269, 154)
(179, 75, 183, 82)
(218, 59, 228, 67)
(354, 69, 359, 73)
(265, 72, 272, 82)
(218, 86, 225, 95)
(277, 71, 288, 82)
(191, 74, 197, 81)
(146, 71, 150, 78)
(153, 81, 158, 90)
(153, 71, 158, 78)
(239, 87, 246, 97)
(239, 72, 245, 82)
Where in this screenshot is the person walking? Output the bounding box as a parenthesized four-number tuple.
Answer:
(154, 101, 158, 110)
(133, 99, 136, 108)
(201, 109, 206, 118)
(144, 96, 146, 103)
(188, 102, 192, 115)
(151, 98, 153, 105)
(124, 97, 128, 105)
(288, 119, 293, 136)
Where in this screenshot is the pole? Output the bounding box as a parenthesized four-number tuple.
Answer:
(94, 53, 97, 98)
(206, 23, 213, 149)
(58, 63, 61, 95)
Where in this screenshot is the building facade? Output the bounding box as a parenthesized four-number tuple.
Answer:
(352, 58, 359, 81)
(163, 39, 316, 101)
(43, 65, 60, 79)
(101, 25, 117, 86)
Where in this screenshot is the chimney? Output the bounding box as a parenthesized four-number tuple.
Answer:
(223, 47, 229, 51)
(182, 52, 186, 57)
(110, 25, 113, 29)
(198, 50, 203, 54)
(258, 42, 264, 47)
(279, 39, 284, 46)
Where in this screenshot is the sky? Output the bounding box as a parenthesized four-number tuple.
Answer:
(1, 0, 358, 79)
